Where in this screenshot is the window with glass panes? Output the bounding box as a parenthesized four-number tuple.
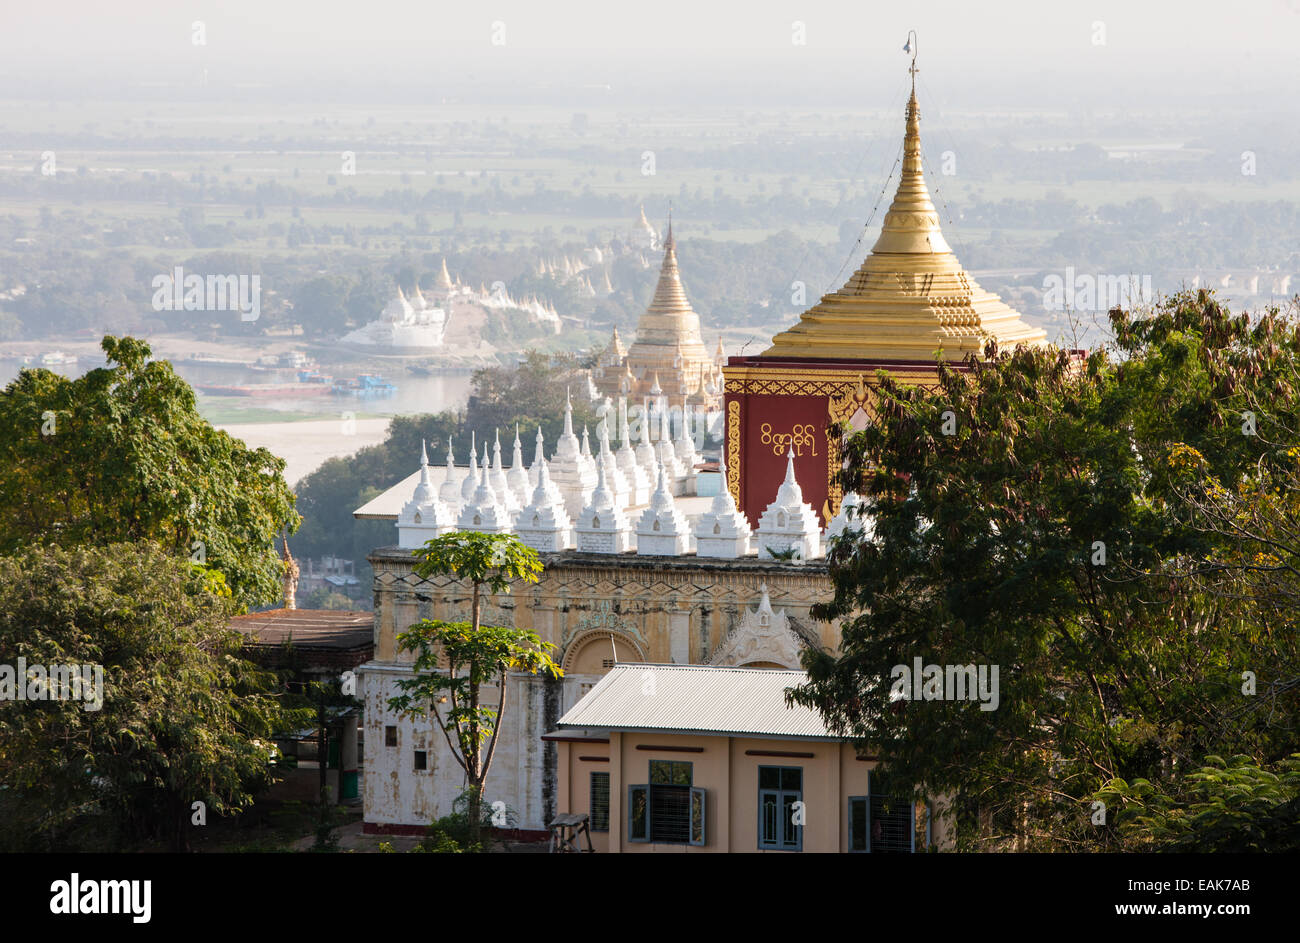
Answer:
(758, 766, 802, 850)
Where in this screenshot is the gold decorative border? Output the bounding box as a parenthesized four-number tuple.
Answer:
(726, 399, 741, 507)
(723, 364, 942, 521)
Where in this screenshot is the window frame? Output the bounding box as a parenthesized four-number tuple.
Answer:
(863, 771, 918, 853)
(757, 765, 803, 851)
(627, 781, 706, 846)
(590, 771, 610, 832)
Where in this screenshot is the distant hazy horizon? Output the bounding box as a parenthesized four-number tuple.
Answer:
(4, 0, 1298, 111)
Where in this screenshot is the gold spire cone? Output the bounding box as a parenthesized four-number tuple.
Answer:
(627, 227, 710, 357)
(761, 89, 1046, 361)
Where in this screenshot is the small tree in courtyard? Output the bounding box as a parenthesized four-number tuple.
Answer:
(387, 532, 561, 849)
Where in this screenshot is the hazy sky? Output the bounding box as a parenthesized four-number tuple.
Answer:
(3, 0, 1298, 109)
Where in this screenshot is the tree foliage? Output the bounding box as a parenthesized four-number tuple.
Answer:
(790, 291, 1300, 851)
(0, 335, 300, 609)
(387, 532, 560, 848)
(0, 543, 303, 851)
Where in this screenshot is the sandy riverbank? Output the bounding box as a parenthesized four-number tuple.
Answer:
(219, 418, 391, 486)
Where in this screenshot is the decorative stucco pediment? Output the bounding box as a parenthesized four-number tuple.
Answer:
(707, 582, 810, 670)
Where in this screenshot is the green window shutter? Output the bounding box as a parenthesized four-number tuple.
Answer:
(689, 787, 706, 846)
(628, 784, 650, 842)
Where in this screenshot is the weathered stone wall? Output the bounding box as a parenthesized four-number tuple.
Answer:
(360, 546, 835, 832)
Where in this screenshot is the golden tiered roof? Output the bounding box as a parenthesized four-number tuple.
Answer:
(592, 222, 719, 409)
(761, 88, 1046, 362)
(625, 224, 713, 385)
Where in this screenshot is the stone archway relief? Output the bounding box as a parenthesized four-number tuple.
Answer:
(707, 589, 813, 670)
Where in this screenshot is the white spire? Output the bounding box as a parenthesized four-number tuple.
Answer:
(615, 396, 651, 505)
(457, 448, 512, 534)
(508, 424, 531, 505)
(439, 435, 462, 510)
(655, 405, 684, 480)
(516, 459, 573, 553)
(398, 441, 456, 547)
(755, 450, 822, 560)
(574, 452, 633, 554)
(550, 390, 597, 521)
(824, 491, 872, 547)
(694, 458, 753, 558)
(529, 426, 545, 489)
(635, 399, 658, 478)
(672, 403, 699, 471)
(597, 417, 631, 509)
(460, 431, 479, 503)
(490, 428, 519, 516)
(636, 461, 690, 556)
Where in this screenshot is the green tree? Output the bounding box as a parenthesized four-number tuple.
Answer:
(387, 533, 562, 849)
(790, 291, 1300, 850)
(1097, 753, 1300, 852)
(0, 335, 299, 609)
(465, 349, 600, 449)
(0, 543, 302, 851)
(292, 274, 353, 337)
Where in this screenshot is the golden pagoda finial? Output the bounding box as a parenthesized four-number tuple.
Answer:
(904, 30, 918, 97)
(754, 33, 1048, 363)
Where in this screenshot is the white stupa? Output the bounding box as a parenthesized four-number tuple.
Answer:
(693, 459, 753, 559)
(615, 398, 652, 505)
(634, 399, 659, 479)
(489, 430, 519, 517)
(397, 442, 457, 548)
(507, 425, 531, 505)
(823, 491, 871, 548)
(597, 419, 632, 510)
(515, 460, 573, 553)
(755, 450, 822, 561)
(528, 427, 546, 491)
(673, 403, 699, 472)
(460, 431, 479, 504)
(438, 436, 462, 514)
(655, 403, 685, 481)
(636, 462, 690, 556)
(457, 456, 512, 534)
(549, 389, 598, 521)
(574, 452, 633, 554)
(580, 425, 597, 479)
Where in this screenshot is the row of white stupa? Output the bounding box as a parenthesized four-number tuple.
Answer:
(396, 394, 868, 560)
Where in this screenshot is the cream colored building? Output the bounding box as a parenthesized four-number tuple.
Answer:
(548, 665, 953, 853)
(360, 550, 833, 834)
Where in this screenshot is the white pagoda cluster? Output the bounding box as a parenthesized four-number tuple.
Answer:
(396, 393, 872, 561)
(341, 258, 560, 349)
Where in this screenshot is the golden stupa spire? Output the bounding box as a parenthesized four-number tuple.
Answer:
(435, 258, 454, 291)
(758, 34, 1046, 362)
(872, 68, 951, 255)
(645, 212, 692, 319)
(615, 211, 714, 409)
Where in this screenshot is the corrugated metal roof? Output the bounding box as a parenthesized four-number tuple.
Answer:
(557, 664, 835, 740)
